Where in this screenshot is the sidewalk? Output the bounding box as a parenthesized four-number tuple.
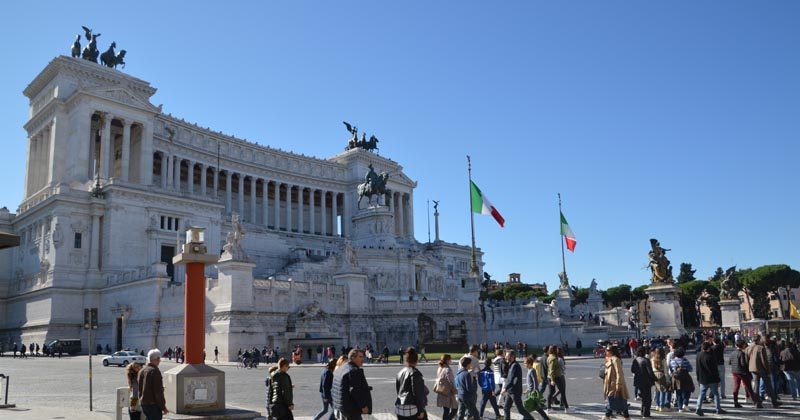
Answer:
(0, 405, 113, 419)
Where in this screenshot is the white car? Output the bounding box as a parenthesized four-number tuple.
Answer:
(102, 351, 146, 367)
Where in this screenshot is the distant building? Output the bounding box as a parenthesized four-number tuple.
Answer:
(768, 287, 800, 320)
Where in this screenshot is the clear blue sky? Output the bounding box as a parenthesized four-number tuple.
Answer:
(1, 2, 798, 291)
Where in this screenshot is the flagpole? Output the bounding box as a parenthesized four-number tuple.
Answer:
(558, 193, 567, 278)
(427, 199, 431, 243)
(467, 156, 478, 275)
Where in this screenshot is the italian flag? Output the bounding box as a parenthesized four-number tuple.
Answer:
(470, 181, 505, 227)
(560, 211, 576, 252)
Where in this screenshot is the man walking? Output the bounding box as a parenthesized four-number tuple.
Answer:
(711, 337, 726, 398)
(138, 349, 169, 420)
(746, 335, 780, 407)
(695, 342, 725, 416)
(780, 341, 800, 400)
(213, 346, 219, 363)
(332, 349, 372, 420)
(455, 357, 479, 420)
(500, 350, 538, 420)
(632, 347, 655, 417)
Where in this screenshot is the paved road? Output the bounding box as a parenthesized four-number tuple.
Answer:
(0, 354, 798, 419)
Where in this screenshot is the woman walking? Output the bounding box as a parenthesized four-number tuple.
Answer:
(546, 346, 568, 412)
(269, 358, 294, 420)
(395, 348, 428, 420)
(313, 359, 337, 420)
(602, 346, 630, 420)
(669, 347, 694, 413)
(524, 355, 550, 419)
(650, 347, 671, 412)
(435, 354, 458, 420)
(124, 362, 143, 420)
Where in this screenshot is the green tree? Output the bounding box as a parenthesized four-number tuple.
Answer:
(710, 267, 724, 282)
(676, 280, 708, 327)
(676, 262, 697, 284)
(602, 284, 632, 308)
(632, 285, 649, 301)
(738, 265, 800, 318)
(571, 287, 589, 307)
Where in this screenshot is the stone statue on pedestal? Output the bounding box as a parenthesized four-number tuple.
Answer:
(648, 238, 674, 284)
(589, 278, 600, 296)
(342, 239, 358, 269)
(719, 266, 740, 300)
(558, 271, 570, 289)
(221, 213, 250, 262)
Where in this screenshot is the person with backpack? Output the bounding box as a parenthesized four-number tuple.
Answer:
(602, 346, 630, 420)
(669, 347, 694, 413)
(780, 340, 800, 400)
(695, 341, 726, 416)
(455, 357, 479, 420)
(650, 347, 671, 412)
(631, 346, 655, 417)
(478, 357, 502, 419)
(729, 339, 759, 408)
(269, 358, 294, 420)
(394, 348, 428, 420)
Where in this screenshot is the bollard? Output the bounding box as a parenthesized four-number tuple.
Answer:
(0, 374, 13, 409)
(116, 387, 128, 420)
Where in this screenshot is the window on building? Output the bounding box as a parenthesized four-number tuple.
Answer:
(74, 232, 82, 249)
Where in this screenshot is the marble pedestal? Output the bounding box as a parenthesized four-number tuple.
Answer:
(645, 283, 686, 338)
(555, 287, 574, 316)
(720, 299, 742, 329)
(164, 363, 226, 415)
(350, 206, 396, 248)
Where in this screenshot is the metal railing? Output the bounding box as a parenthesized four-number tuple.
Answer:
(0, 374, 12, 408)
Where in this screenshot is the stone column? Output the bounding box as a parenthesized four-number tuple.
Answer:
(237, 174, 245, 218)
(261, 179, 269, 227)
(160, 152, 168, 189)
(342, 192, 350, 237)
(407, 193, 414, 239)
(225, 171, 232, 214)
(320, 191, 327, 235)
(29, 135, 39, 193)
(331, 192, 338, 236)
(23, 135, 33, 197)
(298, 187, 305, 234)
(434, 206, 440, 242)
(187, 161, 195, 194)
(397, 193, 405, 238)
(99, 115, 111, 180)
(392, 192, 399, 233)
(274, 182, 282, 230)
(309, 189, 316, 234)
(249, 176, 257, 223)
(164, 154, 172, 188)
(120, 120, 131, 182)
(173, 157, 182, 191)
(212, 167, 219, 199)
(89, 214, 101, 271)
(199, 164, 207, 196)
(47, 119, 62, 185)
(140, 123, 154, 185)
(286, 185, 293, 232)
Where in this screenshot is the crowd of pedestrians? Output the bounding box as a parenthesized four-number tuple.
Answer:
(116, 333, 800, 420)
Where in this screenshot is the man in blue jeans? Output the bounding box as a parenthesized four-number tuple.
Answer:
(455, 357, 479, 420)
(695, 342, 726, 416)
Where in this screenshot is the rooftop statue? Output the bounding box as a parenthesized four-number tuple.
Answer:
(80, 26, 101, 63)
(71, 34, 81, 58)
(558, 271, 570, 289)
(100, 41, 126, 69)
(648, 238, 674, 284)
(343, 121, 379, 152)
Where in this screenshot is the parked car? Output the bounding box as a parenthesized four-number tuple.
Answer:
(102, 351, 146, 367)
(45, 339, 82, 355)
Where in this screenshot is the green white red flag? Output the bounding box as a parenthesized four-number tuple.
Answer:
(560, 211, 576, 252)
(470, 181, 505, 227)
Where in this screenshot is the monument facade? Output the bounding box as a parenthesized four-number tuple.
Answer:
(0, 55, 483, 360)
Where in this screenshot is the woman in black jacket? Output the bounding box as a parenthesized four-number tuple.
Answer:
(395, 347, 428, 420)
(270, 358, 294, 420)
(314, 359, 337, 420)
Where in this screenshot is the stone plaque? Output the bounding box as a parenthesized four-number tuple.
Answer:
(184, 376, 218, 407)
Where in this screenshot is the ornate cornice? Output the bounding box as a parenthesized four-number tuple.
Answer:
(24, 56, 156, 99)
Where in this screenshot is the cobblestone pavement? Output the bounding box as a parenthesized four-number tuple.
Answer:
(0, 353, 798, 419)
